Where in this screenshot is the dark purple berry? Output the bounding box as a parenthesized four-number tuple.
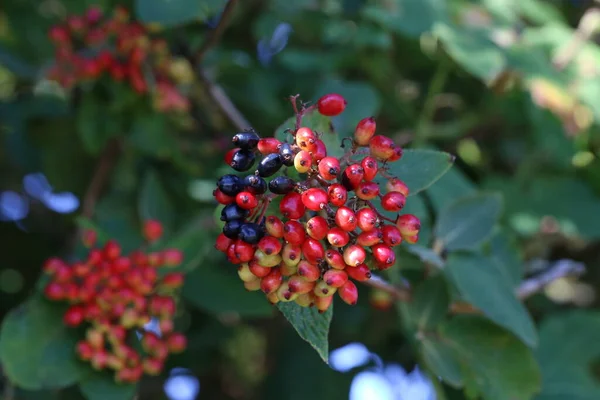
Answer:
(220, 204, 249, 222)
(238, 223, 265, 244)
(223, 220, 243, 239)
(217, 174, 243, 196)
(279, 143, 295, 166)
(257, 153, 283, 177)
(243, 175, 267, 195)
(232, 131, 260, 150)
(268, 176, 296, 195)
(230, 149, 256, 172)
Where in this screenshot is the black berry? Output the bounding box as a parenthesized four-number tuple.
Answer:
(268, 176, 296, 195)
(220, 204, 249, 222)
(238, 223, 265, 244)
(243, 175, 267, 195)
(279, 143, 295, 166)
(257, 153, 283, 177)
(217, 174, 243, 196)
(223, 220, 243, 239)
(230, 150, 256, 172)
(232, 131, 260, 150)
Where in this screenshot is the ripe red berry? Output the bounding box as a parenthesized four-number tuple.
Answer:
(341, 164, 364, 190)
(371, 244, 396, 269)
(327, 227, 350, 247)
(249, 260, 271, 278)
(257, 138, 281, 155)
(288, 275, 316, 294)
(325, 249, 346, 270)
(282, 243, 302, 267)
(388, 146, 403, 162)
(44, 281, 64, 300)
(64, 305, 85, 327)
(317, 93, 347, 116)
(315, 294, 334, 313)
(343, 245, 367, 267)
(346, 263, 372, 282)
(396, 214, 421, 237)
(103, 240, 121, 260)
(361, 156, 378, 181)
(369, 136, 396, 160)
(301, 238, 325, 264)
(283, 220, 306, 245)
(306, 216, 328, 240)
(280, 192, 305, 220)
(167, 333, 187, 353)
(356, 207, 378, 232)
(311, 139, 327, 162)
(294, 150, 312, 173)
(404, 234, 419, 244)
(224, 147, 241, 165)
(354, 117, 376, 146)
(143, 220, 163, 242)
(260, 267, 283, 294)
(314, 280, 335, 297)
(381, 225, 402, 246)
(356, 181, 380, 200)
(297, 261, 320, 282)
(324, 270, 348, 288)
(317, 157, 341, 181)
(235, 191, 258, 210)
(162, 249, 184, 267)
(258, 235, 283, 255)
(338, 280, 358, 305)
(327, 184, 348, 207)
(356, 229, 382, 247)
(215, 233, 233, 252)
(335, 207, 357, 231)
(301, 188, 328, 211)
(295, 127, 316, 152)
(266, 215, 285, 238)
(214, 189, 235, 205)
(386, 178, 410, 196)
(381, 192, 406, 212)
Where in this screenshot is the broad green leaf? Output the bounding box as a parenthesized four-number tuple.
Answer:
(440, 316, 541, 400)
(405, 245, 444, 268)
(446, 253, 538, 347)
(406, 276, 449, 331)
(79, 372, 137, 400)
(277, 302, 333, 364)
(363, 0, 448, 37)
(490, 230, 523, 287)
(435, 193, 502, 251)
(138, 169, 175, 231)
(434, 23, 506, 83)
(380, 149, 455, 196)
(134, 0, 225, 27)
(420, 339, 463, 387)
(0, 296, 85, 390)
(183, 264, 274, 318)
(76, 95, 120, 155)
(535, 311, 600, 400)
(128, 112, 176, 159)
(426, 166, 477, 212)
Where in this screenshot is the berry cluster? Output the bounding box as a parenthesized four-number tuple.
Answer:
(214, 94, 421, 312)
(42, 220, 187, 383)
(47, 6, 190, 113)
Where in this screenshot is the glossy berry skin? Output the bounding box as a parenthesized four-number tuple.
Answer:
(388, 146, 403, 162)
(311, 139, 327, 162)
(257, 138, 281, 155)
(354, 117, 376, 146)
(243, 175, 267, 195)
(386, 178, 409, 196)
(317, 93, 347, 116)
(318, 157, 340, 181)
(297, 261, 320, 282)
(282, 243, 302, 267)
(295, 128, 316, 152)
(215, 233, 233, 252)
(356, 181, 380, 201)
(269, 176, 296, 195)
(327, 184, 347, 207)
(235, 192, 258, 210)
(356, 229, 382, 247)
(335, 207, 357, 231)
(280, 192, 305, 220)
(217, 174, 243, 196)
(283, 220, 306, 245)
(371, 244, 396, 269)
(343, 245, 366, 267)
(338, 280, 358, 305)
(381, 192, 406, 212)
(225, 147, 241, 166)
(361, 157, 378, 181)
(258, 236, 283, 255)
(238, 223, 265, 244)
(346, 263, 372, 282)
(381, 225, 402, 246)
(266, 216, 284, 238)
(306, 216, 328, 240)
(232, 131, 260, 150)
(396, 214, 421, 237)
(230, 149, 256, 172)
(341, 164, 364, 190)
(327, 227, 350, 248)
(143, 220, 163, 242)
(221, 204, 249, 222)
(325, 249, 346, 270)
(64, 306, 85, 327)
(323, 269, 348, 288)
(257, 153, 283, 177)
(301, 188, 328, 211)
(369, 135, 396, 160)
(302, 238, 325, 264)
(356, 207, 378, 232)
(214, 189, 235, 205)
(279, 143, 295, 166)
(294, 150, 312, 173)
(222, 220, 242, 239)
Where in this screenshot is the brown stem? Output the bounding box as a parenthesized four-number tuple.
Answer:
(289, 95, 316, 133)
(364, 200, 396, 224)
(194, 0, 239, 65)
(81, 139, 121, 219)
(361, 274, 411, 302)
(199, 70, 250, 130)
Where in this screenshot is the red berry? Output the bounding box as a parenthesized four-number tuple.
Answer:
(295, 127, 316, 152)
(317, 157, 340, 181)
(301, 238, 325, 264)
(143, 220, 163, 242)
(388, 146, 403, 162)
(361, 156, 378, 181)
(260, 267, 283, 294)
(76, 341, 94, 361)
(341, 164, 364, 189)
(288, 275, 316, 294)
(369, 136, 396, 160)
(258, 235, 283, 255)
(297, 261, 320, 282)
(324, 270, 348, 288)
(235, 191, 258, 210)
(405, 234, 419, 244)
(301, 188, 328, 211)
(162, 272, 184, 288)
(42, 257, 67, 275)
(356, 181, 380, 201)
(325, 249, 346, 270)
(356, 207, 378, 232)
(354, 117, 376, 146)
(162, 249, 184, 267)
(343, 245, 366, 266)
(338, 280, 358, 305)
(215, 233, 233, 252)
(317, 93, 347, 116)
(44, 282, 64, 300)
(381, 225, 402, 246)
(266, 215, 285, 238)
(283, 220, 306, 245)
(306, 216, 328, 240)
(327, 184, 348, 207)
(282, 243, 302, 267)
(386, 178, 410, 196)
(249, 260, 271, 278)
(294, 150, 312, 173)
(167, 333, 187, 353)
(396, 214, 421, 237)
(335, 207, 357, 231)
(280, 192, 306, 220)
(49, 25, 70, 43)
(346, 263, 372, 282)
(381, 192, 406, 212)
(315, 294, 333, 313)
(63, 305, 85, 327)
(311, 139, 327, 162)
(356, 229, 382, 247)
(371, 244, 396, 269)
(314, 280, 335, 297)
(327, 227, 350, 248)
(111, 257, 131, 274)
(258, 138, 281, 155)
(234, 240, 255, 262)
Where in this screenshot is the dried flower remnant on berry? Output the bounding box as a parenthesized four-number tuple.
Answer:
(213, 94, 421, 312)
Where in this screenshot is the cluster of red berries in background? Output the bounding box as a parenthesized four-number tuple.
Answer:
(213, 93, 421, 312)
(47, 6, 190, 113)
(42, 220, 187, 383)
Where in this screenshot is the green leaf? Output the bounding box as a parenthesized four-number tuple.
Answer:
(379, 149, 455, 196)
(277, 302, 333, 364)
(435, 193, 502, 251)
(79, 372, 137, 400)
(363, 0, 448, 37)
(440, 316, 541, 400)
(426, 166, 477, 212)
(406, 276, 449, 331)
(128, 112, 175, 159)
(420, 339, 463, 387)
(446, 253, 538, 347)
(138, 169, 175, 231)
(0, 296, 85, 390)
(490, 230, 523, 288)
(134, 0, 225, 27)
(76, 95, 119, 155)
(405, 244, 444, 268)
(535, 311, 600, 400)
(183, 264, 274, 318)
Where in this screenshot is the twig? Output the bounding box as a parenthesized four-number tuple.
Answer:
(199, 70, 250, 130)
(553, 7, 600, 70)
(414, 57, 450, 146)
(194, 0, 239, 65)
(81, 139, 121, 219)
(362, 273, 411, 302)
